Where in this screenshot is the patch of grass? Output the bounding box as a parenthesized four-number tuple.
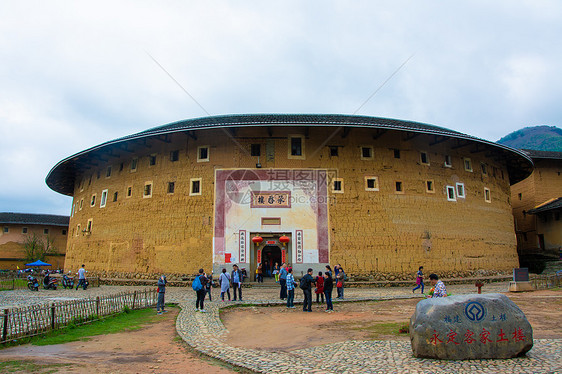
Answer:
(0, 278, 28, 291)
(337, 321, 411, 339)
(1, 307, 169, 348)
(0, 360, 73, 373)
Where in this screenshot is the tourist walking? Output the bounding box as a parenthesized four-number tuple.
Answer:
(323, 271, 334, 312)
(76, 264, 87, 290)
(428, 274, 447, 298)
(273, 262, 280, 283)
(204, 273, 213, 301)
(157, 275, 167, 314)
(279, 262, 288, 300)
(286, 268, 297, 308)
(300, 268, 315, 312)
(193, 269, 208, 312)
(219, 268, 231, 301)
(412, 266, 424, 294)
(336, 267, 346, 299)
(231, 264, 244, 301)
(315, 271, 325, 304)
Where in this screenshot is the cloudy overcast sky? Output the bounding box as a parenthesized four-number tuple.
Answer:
(1, 1, 561, 216)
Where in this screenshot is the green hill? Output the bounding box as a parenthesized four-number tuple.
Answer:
(498, 125, 562, 151)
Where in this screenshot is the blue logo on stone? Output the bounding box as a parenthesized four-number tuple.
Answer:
(465, 301, 486, 322)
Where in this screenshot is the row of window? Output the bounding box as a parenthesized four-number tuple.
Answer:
(74, 219, 93, 236)
(332, 177, 492, 203)
(72, 179, 202, 215)
(2, 227, 67, 235)
(78, 147, 210, 192)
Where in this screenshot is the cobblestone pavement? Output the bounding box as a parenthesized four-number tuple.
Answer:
(2, 282, 561, 373)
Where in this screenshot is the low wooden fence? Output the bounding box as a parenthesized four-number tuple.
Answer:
(531, 273, 562, 290)
(0, 290, 157, 343)
(0, 277, 100, 291)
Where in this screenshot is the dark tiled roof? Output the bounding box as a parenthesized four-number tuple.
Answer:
(46, 114, 534, 195)
(521, 149, 562, 160)
(0, 213, 69, 227)
(527, 198, 562, 214)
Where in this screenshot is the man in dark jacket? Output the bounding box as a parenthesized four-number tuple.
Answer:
(196, 269, 208, 312)
(157, 275, 167, 314)
(231, 264, 244, 301)
(301, 268, 315, 312)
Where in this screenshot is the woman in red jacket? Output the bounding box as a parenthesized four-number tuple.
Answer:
(315, 271, 325, 304)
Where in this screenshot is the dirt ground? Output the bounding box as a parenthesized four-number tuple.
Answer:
(0, 308, 234, 374)
(221, 290, 562, 351)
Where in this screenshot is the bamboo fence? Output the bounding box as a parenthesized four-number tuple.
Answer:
(531, 273, 561, 290)
(0, 289, 157, 343)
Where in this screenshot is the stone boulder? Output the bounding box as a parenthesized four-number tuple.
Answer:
(410, 293, 533, 360)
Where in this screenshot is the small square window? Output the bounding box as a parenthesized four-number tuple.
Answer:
(456, 183, 465, 198)
(2, 227, 8, 233)
(167, 182, 175, 194)
(484, 187, 491, 203)
(113, 191, 118, 202)
(394, 149, 401, 159)
(361, 146, 373, 160)
(79, 198, 84, 210)
(464, 158, 473, 172)
(149, 154, 157, 166)
(251, 144, 261, 157)
(288, 135, 305, 159)
(119, 163, 124, 172)
(87, 219, 93, 233)
(106, 166, 112, 178)
(395, 181, 403, 193)
(127, 186, 132, 198)
(76, 224, 81, 236)
(332, 178, 344, 193)
(426, 180, 434, 193)
(88, 176, 92, 186)
(143, 182, 153, 198)
(22, 227, 28, 234)
(197, 146, 209, 162)
(90, 194, 96, 207)
(62, 229, 67, 235)
(190, 178, 202, 196)
(43, 228, 49, 235)
(518, 193, 522, 200)
(420, 152, 429, 165)
(444, 155, 452, 167)
(365, 176, 379, 191)
(131, 158, 138, 172)
(170, 150, 179, 162)
(329, 146, 339, 157)
(446, 186, 456, 201)
(100, 189, 108, 208)
(481, 163, 487, 175)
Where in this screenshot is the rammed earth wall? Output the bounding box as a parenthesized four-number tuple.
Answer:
(65, 126, 520, 277)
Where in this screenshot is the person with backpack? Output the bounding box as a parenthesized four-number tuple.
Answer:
(286, 267, 297, 308)
(300, 268, 315, 312)
(231, 264, 244, 301)
(192, 268, 208, 312)
(219, 268, 231, 301)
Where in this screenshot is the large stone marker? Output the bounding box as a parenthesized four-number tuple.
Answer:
(410, 293, 533, 360)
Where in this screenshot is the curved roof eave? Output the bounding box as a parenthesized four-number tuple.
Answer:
(45, 114, 534, 195)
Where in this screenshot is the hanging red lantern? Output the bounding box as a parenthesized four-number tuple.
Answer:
(252, 235, 263, 245)
(279, 235, 290, 246)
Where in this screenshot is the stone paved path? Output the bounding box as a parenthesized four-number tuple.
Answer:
(2, 282, 561, 373)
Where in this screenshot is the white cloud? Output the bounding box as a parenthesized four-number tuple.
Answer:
(0, 1, 561, 214)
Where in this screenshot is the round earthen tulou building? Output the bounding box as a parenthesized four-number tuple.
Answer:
(46, 114, 533, 280)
